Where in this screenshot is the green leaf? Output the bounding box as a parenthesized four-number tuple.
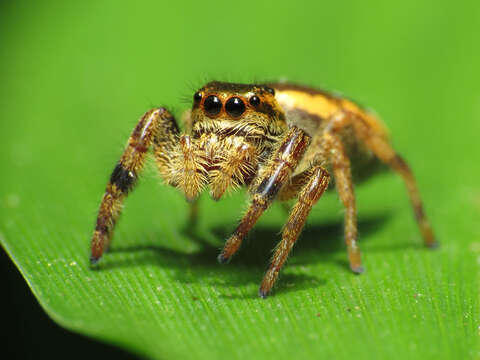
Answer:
(1, 1, 479, 359)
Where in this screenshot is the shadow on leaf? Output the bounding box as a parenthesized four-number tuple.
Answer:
(95, 212, 412, 296)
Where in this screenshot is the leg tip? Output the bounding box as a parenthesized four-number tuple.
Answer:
(217, 253, 230, 264)
(351, 265, 365, 274)
(258, 288, 269, 299)
(426, 241, 439, 249)
(90, 255, 101, 266)
(185, 195, 198, 203)
(209, 190, 223, 202)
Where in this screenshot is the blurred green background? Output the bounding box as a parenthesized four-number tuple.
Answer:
(1, 1, 479, 359)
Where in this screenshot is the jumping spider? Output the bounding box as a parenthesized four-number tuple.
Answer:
(90, 81, 437, 298)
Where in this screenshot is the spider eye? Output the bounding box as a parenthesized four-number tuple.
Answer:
(193, 91, 202, 102)
(249, 95, 260, 107)
(225, 97, 246, 118)
(204, 95, 222, 116)
(265, 87, 275, 95)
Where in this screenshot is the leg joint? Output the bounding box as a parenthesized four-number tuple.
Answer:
(110, 163, 137, 193)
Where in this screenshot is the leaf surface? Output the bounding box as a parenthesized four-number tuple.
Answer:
(1, 1, 479, 359)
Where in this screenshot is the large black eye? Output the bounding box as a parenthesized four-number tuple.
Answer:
(204, 95, 222, 116)
(193, 91, 202, 103)
(249, 95, 260, 107)
(225, 97, 246, 117)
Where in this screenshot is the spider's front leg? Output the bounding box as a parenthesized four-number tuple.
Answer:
(259, 164, 330, 297)
(258, 125, 362, 297)
(90, 107, 181, 264)
(217, 126, 311, 263)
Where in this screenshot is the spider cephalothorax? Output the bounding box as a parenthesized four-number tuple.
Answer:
(90, 80, 436, 298)
(155, 81, 288, 202)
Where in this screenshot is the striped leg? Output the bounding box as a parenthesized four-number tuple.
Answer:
(90, 108, 179, 264)
(360, 133, 436, 247)
(343, 112, 437, 248)
(217, 126, 311, 263)
(324, 131, 364, 273)
(277, 169, 317, 202)
(259, 165, 330, 297)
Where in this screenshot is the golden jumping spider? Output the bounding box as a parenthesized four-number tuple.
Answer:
(90, 81, 437, 298)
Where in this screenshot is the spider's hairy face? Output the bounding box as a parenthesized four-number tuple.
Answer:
(178, 81, 287, 200)
(190, 81, 286, 143)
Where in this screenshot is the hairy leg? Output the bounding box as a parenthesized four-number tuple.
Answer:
(342, 111, 437, 248)
(323, 131, 364, 273)
(209, 142, 257, 200)
(259, 165, 330, 297)
(154, 108, 208, 201)
(90, 108, 179, 264)
(277, 170, 313, 201)
(218, 126, 311, 263)
(180, 109, 202, 225)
